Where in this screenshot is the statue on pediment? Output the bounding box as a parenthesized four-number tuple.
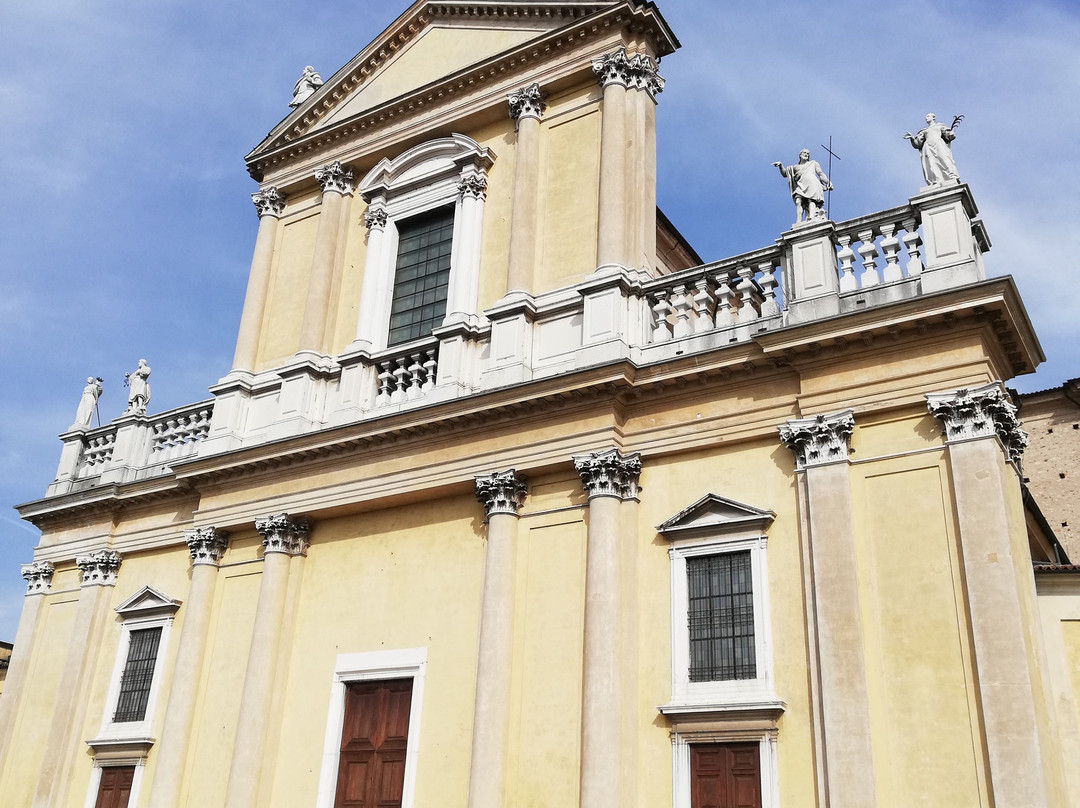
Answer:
(72, 376, 102, 429)
(904, 113, 961, 187)
(773, 149, 832, 225)
(123, 359, 151, 416)
(290, 66, 323, 108)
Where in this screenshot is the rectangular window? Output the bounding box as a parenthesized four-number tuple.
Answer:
(113, 627, 162, 723)
(387, 206, 454, 346)
(94, 765, 135, 808)
(334, 678, 413, 808)
(687, 552, 756, 682)
(690, 743, 762, 808)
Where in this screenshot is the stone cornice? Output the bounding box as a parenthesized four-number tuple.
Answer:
(573, 447, 641, 499)
(76, 549, 122, 587)
(475, 469, 529, 518)
(21, 560, 55, 595)
(926, 382, 1027, 463)
(185, 526, 230, 566)
(779, 409, 855, 470)
(255, 513, 312, 556)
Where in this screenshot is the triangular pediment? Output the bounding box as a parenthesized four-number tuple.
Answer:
(657, 494, 775, 539)
(115, 585, 182, 618)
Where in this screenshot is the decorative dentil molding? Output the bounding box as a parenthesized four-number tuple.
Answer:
(255, 513, 312, 556)
(185, 526, 230, 567)
(458, 174, 488, 201)
(314, 161, 355, 195)
(926, 383, 1028, 463)
(363, 206, 389, 231)
(76, 549, 122, 587)
(591, 47, 665, 97)
(21, 560, 55, 595)
(573, 448, 642, 500)
(251, 187, 287, 218)
(778, 409, 856, 469)
(475, 469, 529, 518)
(507, 82, 546, 121)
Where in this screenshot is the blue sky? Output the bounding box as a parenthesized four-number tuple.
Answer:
(2, 0, 1078, 639)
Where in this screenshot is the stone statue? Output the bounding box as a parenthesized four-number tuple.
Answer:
(772, 149, 832, 225)
(123, 359, 152, 416)
(289, 66, 323, 108)
(72, 376, 102, 428)
(904, 113, 961, 187)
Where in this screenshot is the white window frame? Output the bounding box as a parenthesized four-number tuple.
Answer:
(82, 758, 147, 808)
(314, 647, 428, 808)
(671, 729, 780, 808)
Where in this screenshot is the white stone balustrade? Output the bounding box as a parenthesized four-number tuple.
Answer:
(151, 406, 212, 463)
(832, 211, 923, 293)
(371, 340, 439, 407)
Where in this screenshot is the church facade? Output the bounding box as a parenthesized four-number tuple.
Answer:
(2, 2, 1079, 808)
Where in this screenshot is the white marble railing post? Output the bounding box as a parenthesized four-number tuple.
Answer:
(224, 515, 310, 808)
(926, 384, 1050, 808)
(467, 470, 528, 808)
(146, 528, 229, 808)
(779, 412, 878, 808)
(298, 162, 353, 355)
(32, 550, 121, 808)
(232, 188, 287, 372)
(573, 448, 641, 808)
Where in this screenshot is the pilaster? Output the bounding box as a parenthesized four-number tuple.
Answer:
(779, 410, 877, 808)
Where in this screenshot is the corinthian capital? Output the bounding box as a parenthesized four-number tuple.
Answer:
(573, 448, 642, 500)
(315, 161, 355, 195)
(251, 187, 287, 218)
(255, 513, 312, 556)
(185, 527, 230, 567)
(779, 409, 855, 469)
(591, 47, 665, 97)
(926, 383, 1027, 463)
(363, 206, 388, 231)
(475, 470, 528, 518)
(76, 549, 122, 587)
(508, 83, 546, 122)
(21, 560, 55, 595)
(458, 173, 488, 201)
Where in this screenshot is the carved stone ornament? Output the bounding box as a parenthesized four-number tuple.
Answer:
(21, 560, 55, 595)
(507, 83, 546, 121)
(363, 206, 389, 230)
(573, 448, 642, 500)
(75, 549, 122, 587)
(255, 513, 312, 556)
(926, 383, 1028, 463)
(314, 161, 355, 195)
(475, 470, 529, 518)
(251, 187, 287, 218)
(458, 174, 488, 200)
(779, 409, 856, 469)
(185, 527, 230, 567)
(591, 47, 665, 97)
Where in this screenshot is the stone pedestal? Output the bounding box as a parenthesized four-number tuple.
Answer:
(779, 220, 840, 324)
(99, 414, 152, 485)
(481, 293, 537, 388)
(910, 183, 987, 293)
(266, 356, 339, 440)
(432, 321, 485, 395)
(580, 269, 639, 364)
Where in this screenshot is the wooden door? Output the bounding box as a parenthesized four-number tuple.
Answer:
(94, 765, 135, 808)
(333, 678, 413, 808)
(690, 743, 761, 808)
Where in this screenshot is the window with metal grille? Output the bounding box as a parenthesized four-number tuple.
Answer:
(687, 551, 756, 682)
(113, 626, 162, 722)
(387, 206, 454, 346)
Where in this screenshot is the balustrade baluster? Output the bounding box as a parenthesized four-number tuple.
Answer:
(837, 235, 858, 292)
(651, 291, 673, 343)
(857, 229, 880, 287)
(715, 276, 735, 328)
(672, 285, 693, 339)
(736, 266, 758, 322)
(758, 261, 780, 318)
(391, 360, 408, 403)
(406, 354, 423, 400)
(902, 217, 923, 276)
(692, 278, 716, 333)
(880, 223, 903, 283)
(376, 366, 393, 406)
(422, 352, 437, 392)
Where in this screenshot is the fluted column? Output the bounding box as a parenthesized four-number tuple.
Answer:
(506, 84, 545, 294)
(926, 384, 1050, 807)
(32, 550, 121, 808)
(224, 515, 310, 808)
(146, 528, 229, 808)
(573, 448, 641, 808)
(298, 162, 353, 354)
(779, 411, 877, 808)
(466, 470, 528, 808)
(0, 562, 54, 774)
(232, 188, 287, 372)
(352, 201, 390, 352)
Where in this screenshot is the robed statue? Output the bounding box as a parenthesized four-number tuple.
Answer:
(124, 359, 152, 416)
(772, 149, 832, 225)
(72, 376, 103, 428)
(904, 113, 962, 187)
(290, 66, 323, 108)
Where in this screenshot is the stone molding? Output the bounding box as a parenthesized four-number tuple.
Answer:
(76, 549, 122, 587)
(573, 447, 642, 500)
(507, 82, 546, 121)
(458, 174, 488, 200)
(591, 47, 665, 97)
(251, 187, 287, 218)
(363, 206, 388, 231)
(474, 469, 529, 518)
(926, 383, 1028, 463)
(255, 513, 312, 556)
(779, 409, 855, 469)
(314, 161, 355, 195)
(21, 560, 55, 595)
(185, 526, 230, 567)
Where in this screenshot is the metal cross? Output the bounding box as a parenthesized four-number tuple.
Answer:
(819, 137, 841, 220)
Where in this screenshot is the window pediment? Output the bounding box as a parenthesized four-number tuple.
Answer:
(114, 586, 181, 619)
(657, 493, 775, 540)
(359, 134, 494, 201)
